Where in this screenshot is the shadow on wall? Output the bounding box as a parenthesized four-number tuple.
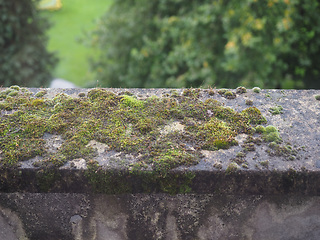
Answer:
(50, 78, 77, 88)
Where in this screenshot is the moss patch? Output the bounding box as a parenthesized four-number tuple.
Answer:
(252, 87, 261, 93)
(269, 105, 283, 115)
(263, 125, 282, 143)
(0, 87, 270, 174)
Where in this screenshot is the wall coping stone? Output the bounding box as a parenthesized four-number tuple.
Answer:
(0, 87, 319, 195)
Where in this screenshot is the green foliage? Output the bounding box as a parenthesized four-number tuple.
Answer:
(0, 0, 57, 87)
(89, 0, 320, 89)
(40, 0, 112, 87)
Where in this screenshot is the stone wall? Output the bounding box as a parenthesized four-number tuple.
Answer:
(0, 87, 319, 239)
(1, 193, 320, 240)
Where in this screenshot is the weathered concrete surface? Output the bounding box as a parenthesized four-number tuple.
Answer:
(0, 193, 320, 240)
(0, 88, 320, 239)
(0, 88, 320, 194)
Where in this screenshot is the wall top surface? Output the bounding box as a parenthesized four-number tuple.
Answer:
(0, 87, 319, 194)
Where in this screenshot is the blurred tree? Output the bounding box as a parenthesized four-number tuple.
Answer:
(0, 0, 57, 87)
(88, 0, 320, 89)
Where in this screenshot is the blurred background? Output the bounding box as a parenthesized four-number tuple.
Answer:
(0, 0, 319, 89)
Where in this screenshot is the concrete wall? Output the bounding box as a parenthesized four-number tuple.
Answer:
(1, 193, 319, 240)
(1, 88, 320, 239)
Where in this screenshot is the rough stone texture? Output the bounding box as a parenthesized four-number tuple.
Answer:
(0, 193, 319, 240)
(0, 88, 319, 194)
(0, 205, 27, 240)
(0, 88, 320, 239)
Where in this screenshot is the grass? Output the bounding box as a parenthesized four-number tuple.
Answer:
(40, 0, 113, 87)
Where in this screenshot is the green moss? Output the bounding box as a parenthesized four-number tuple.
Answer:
(242, 142, 255, 152)
(263, 125, 282, 143)
(86, 161, 132, 194)
(265, 125, 277, 133)
(120, 95, 144, 108)
(269, 105, 283, 115)
(170, 90, 179, 97)
(198, 118, 237, 150)
(267, 142, 298, 160)
(35, 90, 47, 98)
(10, 85, 20, 91)
(86, 160, 195, 194)
(255, 125, 265, 133)
(224, 91, 236, 99)
(242, 163, 248, 168)
(260, 160, 269, 168)
(241, 107, 267, 124)
(232, 154, 246, 165)
(236, 86, 247, 94)
(158, 172, 195, 194)
(236, 152, 246, 158)
(8, 90, 19, 97)
(252, 87, 261, 93)
(0, 87, 270, 177)
(31, 99, 45, 107)
(78, 92, 86, 98)
(315, 95, 320, 100)
(226, 162, 239, 174)
(218, 89, 228, 95)
(182, 88, 200, 98)
(217, 89, 237, 99)
(207, 87, 215, 96)
(119, 90, 134, 96)
(36, 169, 61, 192)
